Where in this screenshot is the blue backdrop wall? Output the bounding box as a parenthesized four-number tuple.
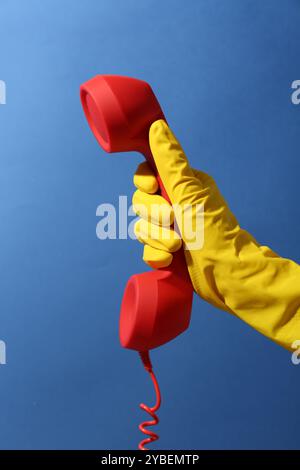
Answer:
(0, 0, 299, 450)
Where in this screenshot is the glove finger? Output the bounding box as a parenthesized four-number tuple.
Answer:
(143, 245, 173, 269)
(133, 161, 158, 194)
(134, 218, 182, 253)
(132, 189, 174, 226)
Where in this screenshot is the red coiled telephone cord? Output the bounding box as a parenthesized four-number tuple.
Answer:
(138, 351, 161, 450)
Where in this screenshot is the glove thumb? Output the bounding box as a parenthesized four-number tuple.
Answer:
(149, 119, 202, 206)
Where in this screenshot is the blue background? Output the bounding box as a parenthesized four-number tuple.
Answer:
(0, 0, 299, 450)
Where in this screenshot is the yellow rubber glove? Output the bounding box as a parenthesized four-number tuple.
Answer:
(133, 119, 300, 351)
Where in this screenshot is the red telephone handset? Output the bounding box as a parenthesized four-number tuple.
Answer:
(80, 75, 194, 448)
(80, 75, 193, 351)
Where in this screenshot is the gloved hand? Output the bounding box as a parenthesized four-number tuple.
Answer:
(133, 119, 300, 351)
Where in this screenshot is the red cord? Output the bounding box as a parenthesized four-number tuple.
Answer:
(138, 351, 161, 451)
